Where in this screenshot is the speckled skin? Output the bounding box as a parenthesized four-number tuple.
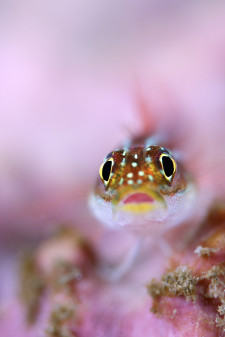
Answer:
(95, 145, 187, 203)
(90, 137, 196, 234)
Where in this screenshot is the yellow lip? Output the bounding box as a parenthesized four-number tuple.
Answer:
(113, 187, 166, 214)
(120, 202, 158, 213)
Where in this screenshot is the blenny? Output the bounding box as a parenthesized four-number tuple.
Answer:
(90, 134, 197, 236)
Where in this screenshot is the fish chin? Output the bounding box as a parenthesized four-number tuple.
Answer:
(89, 182, 198, 234)
(89, 192, 169, 233)
(112, 203, 169, 232)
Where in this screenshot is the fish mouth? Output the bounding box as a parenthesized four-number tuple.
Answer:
(116, 190, 166, 214)
(123, 193, 154, 204)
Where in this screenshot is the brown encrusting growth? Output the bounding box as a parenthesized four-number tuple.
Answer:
(20, 252, 45, 324)
(201, 264, 225, 333)
(44, 261, 82, 336)
(216, 304, 225, 332)
(46, 303, 76, 337)
(51, 260, 82, 294)
(194, 245, 218, 257)
(45, 261, 82, 337)
(19, 228, 96, 336)
(147, 210, 225, 336)
(148, 266, 197, 303)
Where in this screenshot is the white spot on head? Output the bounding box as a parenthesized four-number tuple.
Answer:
(121, 158, 126, 166)
(127, 172, 133, 178)
(122, 150, 126, 156)
(138, 171, 144, 176)
(119, 178, 124, 185)
(134, 154, 138, 159)
(148, 175, 154, 182)
(145, 156, 152, 163)
(132, 162, 138, 167)
(137, 179, 143, 184)
(146, 147, 152, 151)
(127, 179, 134, 185)
(161, 147, 165, 151)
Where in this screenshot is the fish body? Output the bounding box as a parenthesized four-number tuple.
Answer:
(90, 135, 197, 236)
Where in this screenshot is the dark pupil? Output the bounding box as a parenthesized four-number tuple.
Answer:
(162, 156, 174, 177)
(102, 161, 112, 181)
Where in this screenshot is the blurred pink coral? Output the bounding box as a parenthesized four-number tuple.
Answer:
(3, 211, 225, 337)
(1, 1, 225, 337)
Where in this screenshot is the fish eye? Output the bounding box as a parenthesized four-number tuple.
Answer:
(159, 154, 176, 182)
(99, 158, 114, 186)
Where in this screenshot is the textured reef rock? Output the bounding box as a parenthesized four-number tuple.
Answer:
(2, 204, 222, 337)
(147, 204, 225, 337)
